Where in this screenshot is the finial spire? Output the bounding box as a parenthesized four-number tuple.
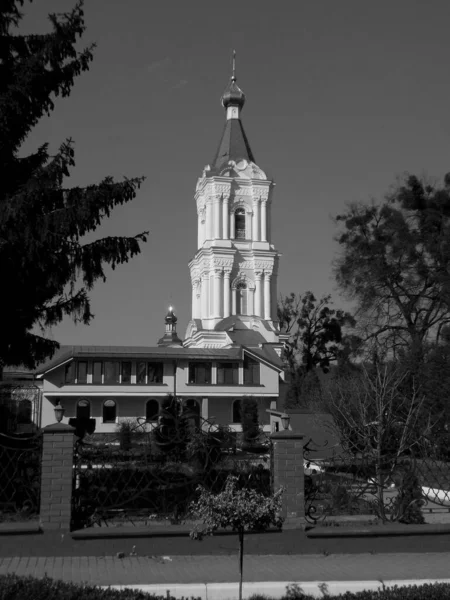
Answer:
(221, 51, 245, 115)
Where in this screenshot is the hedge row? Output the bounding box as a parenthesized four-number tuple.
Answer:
(0, 575, 200, 600)
(2, 576, 450, 600)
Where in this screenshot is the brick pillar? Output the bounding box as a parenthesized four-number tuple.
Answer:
(40, 423, 75, 531)
(270, 430, 305, 528)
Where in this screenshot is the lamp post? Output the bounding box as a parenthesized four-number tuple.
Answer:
(280, 413, 290, 431)
(54, 401, 65, 423)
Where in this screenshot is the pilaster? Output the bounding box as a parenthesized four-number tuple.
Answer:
(270, 430, 305, 528)
(223, 269, 231, 318)
(264, 273, 272, 320)
(222, 197, 229, 239)
(40, 423, 75, 531)
(254, 271, 263, 317)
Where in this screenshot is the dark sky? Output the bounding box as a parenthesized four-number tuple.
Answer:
(20, 0, 450, 346)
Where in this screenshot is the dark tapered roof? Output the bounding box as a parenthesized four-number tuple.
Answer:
(211, 118, 255, 171)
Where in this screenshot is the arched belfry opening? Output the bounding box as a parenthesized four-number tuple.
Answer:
(234, 207, 246, 239)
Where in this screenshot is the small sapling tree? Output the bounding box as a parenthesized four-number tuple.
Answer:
(189, 475, 283, 600)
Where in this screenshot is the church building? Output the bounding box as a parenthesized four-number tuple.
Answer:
(36, 67, 287, 433)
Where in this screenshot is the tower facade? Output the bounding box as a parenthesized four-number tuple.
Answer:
(185, 70, 281, 348)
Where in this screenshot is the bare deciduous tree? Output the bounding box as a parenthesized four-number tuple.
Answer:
(322, 364, 428, 522)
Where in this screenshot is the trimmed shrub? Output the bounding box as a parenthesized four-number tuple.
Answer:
(2, 575, 450, 600)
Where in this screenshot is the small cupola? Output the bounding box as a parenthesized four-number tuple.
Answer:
(157, 306, 183, 347)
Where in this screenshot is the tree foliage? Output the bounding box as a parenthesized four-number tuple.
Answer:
(0, 1, 147, 371)
(277, 291, 357, 407)
(334, 174, 450, 359)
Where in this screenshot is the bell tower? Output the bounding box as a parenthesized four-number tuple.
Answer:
(185, 58, 281, 348)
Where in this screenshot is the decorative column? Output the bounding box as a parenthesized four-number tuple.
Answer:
(209, 272, 214, 317)
(201, 272, 209, 318)
(201, 397, 209, 427)
(197, 211, 203, 248)
(254, 271, 263, 317)
(214, 197, 221, 239)
(192, 280, 197, 319)
(231, 286, 237, 315)
(252, 200, 260, 241)
(264, 273, 271, 320)
(249, 287, 255, 316)
(192, 279, 200, 319)
(213, 269, 222, 317)
(223, 270, 231, 318)
(206, 202, 213, 240)
(40, 422, 75, 531)
(270, 430, 305, 527)
(230, 209, 235, 239)
(196, 287, 201, 319)
(222, 197, 229, 239)
(261, 200, 267, 242)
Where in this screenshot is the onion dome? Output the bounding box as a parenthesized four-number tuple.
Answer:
(221, 75, 246, 111)
(164, 306, 177, 326)
(158, 306, 182, 347)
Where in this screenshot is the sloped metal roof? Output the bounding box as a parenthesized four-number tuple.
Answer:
(35, 345, 244, 376)
(35, 342, 284, 376)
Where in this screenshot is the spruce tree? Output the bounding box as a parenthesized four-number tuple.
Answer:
(0, 1, 147, 372)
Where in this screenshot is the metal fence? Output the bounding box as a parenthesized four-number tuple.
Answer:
(303, 429, 450, 525)
(71, 410, 272, 530)
(0, 431, 43, 521)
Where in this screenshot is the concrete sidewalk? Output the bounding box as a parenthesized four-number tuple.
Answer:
(1, 553, 450, 598)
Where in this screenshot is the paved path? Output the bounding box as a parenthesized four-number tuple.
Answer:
(1, 553, 450, 586)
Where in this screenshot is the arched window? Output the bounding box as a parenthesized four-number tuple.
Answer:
(146, 399, 159, 422)
(232, 399, 242, 424)
(236, 281, 248, 315)
(183, 398, 200, 426)
(77, 399, 90, 419)
(235, 208, 246, 239)
(103, 399, 117, 423)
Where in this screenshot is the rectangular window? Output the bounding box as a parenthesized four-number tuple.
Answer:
(77, 361, 88, 384)
(217, 362, 239, 385)
(121, 362, 132, 384)
(188, 362, 212, 384)
(64, 362, 75, 384)
(137, 361, 147, 384)
(104, 361, 120, 384)
(244, 356, 260, 385)
(147, 362, 163, 383)
(93, 361, 102, 384)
